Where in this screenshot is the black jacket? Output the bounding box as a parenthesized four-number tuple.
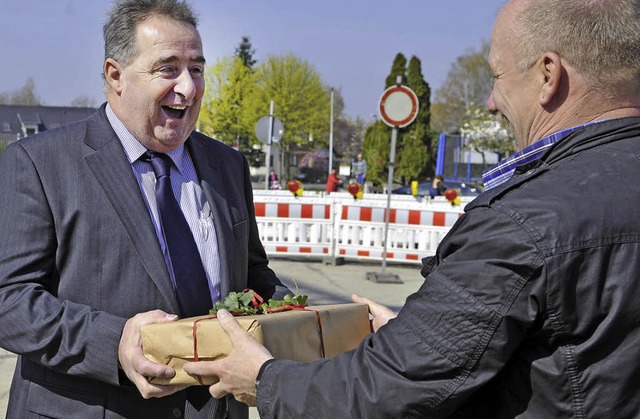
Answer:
(256, 117, 640, 418)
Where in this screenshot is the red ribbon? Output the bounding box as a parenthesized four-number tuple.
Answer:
(299, 308, 325, 358)
(242, 288, 264, 309)
(191, 315, 217, 385)
(190, 290, 324, 385)
(265, 303, 307, 313)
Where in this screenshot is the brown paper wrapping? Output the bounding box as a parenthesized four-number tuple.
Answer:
(141, 303, 371, 385)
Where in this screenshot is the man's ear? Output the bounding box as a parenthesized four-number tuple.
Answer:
(538, 52, 562, 106)
(104, 58, 124, 93)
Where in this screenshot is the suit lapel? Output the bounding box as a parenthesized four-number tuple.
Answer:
(82, 108, 179, 312)
(187, 137, 234, 298)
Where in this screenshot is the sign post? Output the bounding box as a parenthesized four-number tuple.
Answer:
(255, 102, 284, 190)
(265, 102, 274, 190)
(328, 88, 335, 176)
(367, 77, 419, 283)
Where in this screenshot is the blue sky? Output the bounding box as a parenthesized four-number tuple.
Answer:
(0, 0, 505, 120)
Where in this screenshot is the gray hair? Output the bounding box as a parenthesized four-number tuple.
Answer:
(103, 0, 199, 69)
(513, 0, 640, 96)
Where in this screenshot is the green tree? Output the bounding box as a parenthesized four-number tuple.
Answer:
(233, 36, 263, 166)
(396, 56, 433, 183)
(235, 36, 257, 69)
(242, 54, 331, 178)
(362, 120, 390, 187)
(365, 53, 434, 187)
(363, 53, 409, 188)
(198, 56, 253, 146)
(198, 37, 264, 166)
(328, 87, 345, 117)
(385, 53, 407, 88)
(432, 42, 493, 134)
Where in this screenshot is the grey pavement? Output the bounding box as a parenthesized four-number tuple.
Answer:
(0, 257, 424, 418)
(0, 350, 14, 417)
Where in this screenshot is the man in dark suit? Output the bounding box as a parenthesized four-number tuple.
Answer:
(0, 0, 288, 418)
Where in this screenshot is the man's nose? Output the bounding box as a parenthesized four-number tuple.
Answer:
(486, 92, 497, 114)
(174, 70, 197, 100)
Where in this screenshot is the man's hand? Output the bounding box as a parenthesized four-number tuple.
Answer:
(118, 310, 186, 399)
(351, 294, 397, 332)
(183, 309, 273, 406)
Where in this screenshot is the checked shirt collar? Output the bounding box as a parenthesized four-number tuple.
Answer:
(482, 121, 606, 190)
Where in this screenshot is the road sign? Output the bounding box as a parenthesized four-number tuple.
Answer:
(255, 116, 284, 144)
(370, 80, 419, 281)
(378, 85, 419, 128)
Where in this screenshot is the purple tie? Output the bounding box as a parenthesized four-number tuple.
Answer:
(146, 151, 212, 318)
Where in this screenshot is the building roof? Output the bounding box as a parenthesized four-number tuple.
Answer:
(0, 104, 96, 143)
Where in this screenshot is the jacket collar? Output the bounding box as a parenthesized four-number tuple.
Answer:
(542, 116, 640, 164)
(468, 117, 640, 210)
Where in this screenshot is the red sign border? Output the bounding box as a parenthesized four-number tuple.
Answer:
(378, 85, 419, 128)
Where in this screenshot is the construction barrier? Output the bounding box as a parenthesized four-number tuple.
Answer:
(253, 193, 465, 265)
(254, 200, 334, 258)
(335, 202, 461, 264)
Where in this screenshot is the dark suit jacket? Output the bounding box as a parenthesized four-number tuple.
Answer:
(0, 104, 288, 418)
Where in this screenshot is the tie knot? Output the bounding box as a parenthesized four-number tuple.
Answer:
(144, 151, 173, 179)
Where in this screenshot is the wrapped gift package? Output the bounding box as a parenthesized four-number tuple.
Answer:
(141, 303, 372, 385)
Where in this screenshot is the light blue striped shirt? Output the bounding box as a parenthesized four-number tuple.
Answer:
(105, 104, 221, 305)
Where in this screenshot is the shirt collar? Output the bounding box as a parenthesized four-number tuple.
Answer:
(105, 103, 186, 171)
(482, 121, 606, 190)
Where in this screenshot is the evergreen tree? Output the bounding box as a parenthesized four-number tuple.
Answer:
(398, 56, 433, 181)
(362, 120, 390, 187)
(385, 53, 407, 88)
(235, 36, 257, 69)
(364, 54, 406, 188)
(366, 53, 434, 187)
(232, 36, 261, 164)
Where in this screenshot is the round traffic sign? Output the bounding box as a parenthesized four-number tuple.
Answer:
(378, 85, 419, 128)
(255, 116, 284, 144)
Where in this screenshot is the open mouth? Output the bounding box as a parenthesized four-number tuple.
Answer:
(162, 105, 187, 119)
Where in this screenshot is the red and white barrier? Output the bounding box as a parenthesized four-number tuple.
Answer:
(335, 203, 461, 264)
(253, 194, 464, 265)
(255, 202, 331, 219)
(254, 201, 335, 258)
(340, 206, 460, 227)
